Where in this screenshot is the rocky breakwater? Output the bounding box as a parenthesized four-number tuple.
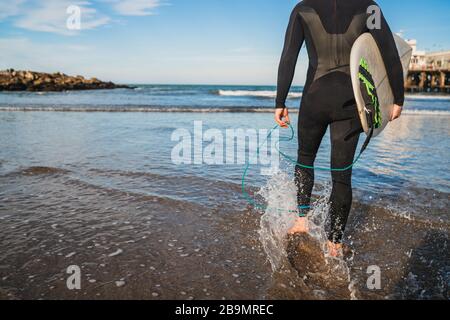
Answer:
(0, 69, 133, 92)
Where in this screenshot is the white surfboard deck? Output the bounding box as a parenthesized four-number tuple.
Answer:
(350, 33, 412, 137)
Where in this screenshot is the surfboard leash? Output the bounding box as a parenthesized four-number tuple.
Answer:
(241, 122, 372, 215)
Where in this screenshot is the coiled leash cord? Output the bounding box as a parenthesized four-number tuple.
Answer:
(241, 122, 373, 214)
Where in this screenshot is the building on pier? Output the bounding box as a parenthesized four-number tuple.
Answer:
(406, 39, 450, 93)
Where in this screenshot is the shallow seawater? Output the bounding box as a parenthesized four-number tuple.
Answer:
(0, 87, 449, 299)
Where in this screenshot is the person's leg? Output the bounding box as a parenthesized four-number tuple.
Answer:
(288, 93, 328, 235)
(295, 103, 328, 217)
(328, 116, 361, 244)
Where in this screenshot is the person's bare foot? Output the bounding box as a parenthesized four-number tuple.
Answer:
(288, 217, 309, 235)
(327, 241, 343, 258)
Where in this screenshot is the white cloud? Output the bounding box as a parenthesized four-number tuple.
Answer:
(0, 0, 25, 20)
(14, 0, 110, 35)
(1, 0, 166, 35)
(112, 0, 162, 16)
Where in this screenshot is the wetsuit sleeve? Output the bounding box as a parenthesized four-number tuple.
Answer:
(368, 2, 405, 106)
(276, 6, 304, 109)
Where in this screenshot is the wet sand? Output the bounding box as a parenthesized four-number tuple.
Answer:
(0, 166, 448, 300)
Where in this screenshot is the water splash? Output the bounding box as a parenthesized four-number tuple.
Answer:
(304, 184, 331, 253)
(257, 170, 298, 272)
(257, 170, 335, 271)
(257, 168, 357, 298)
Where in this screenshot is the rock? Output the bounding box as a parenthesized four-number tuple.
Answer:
(24, 71, 34, 81)
(0, 69, 134, 92)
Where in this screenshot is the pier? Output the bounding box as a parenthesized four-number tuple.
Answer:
(405, 39, 450, 93)
(406, 69, 450, 93)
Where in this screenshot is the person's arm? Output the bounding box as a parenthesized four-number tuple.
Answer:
(275, 5, 305, 110)
(368, 1, 405, 107)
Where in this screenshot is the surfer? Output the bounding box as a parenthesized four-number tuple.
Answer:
(275, 0, 405, 257)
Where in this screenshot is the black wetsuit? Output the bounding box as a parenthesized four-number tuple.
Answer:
(276, 0, 405, 243)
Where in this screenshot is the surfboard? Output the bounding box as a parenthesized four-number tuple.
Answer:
(350, 33, 412, 137)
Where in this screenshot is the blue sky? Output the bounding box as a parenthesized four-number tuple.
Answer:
(0, 0, 449, 85)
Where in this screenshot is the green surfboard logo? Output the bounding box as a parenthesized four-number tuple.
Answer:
(358, 58, 382, 129)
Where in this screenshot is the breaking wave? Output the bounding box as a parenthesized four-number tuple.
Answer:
(216, 90, 302, 99)
(1, 105, 449, 116)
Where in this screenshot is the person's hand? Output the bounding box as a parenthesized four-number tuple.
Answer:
(390, 104, 403, 121)
(275, 108, 290, 128)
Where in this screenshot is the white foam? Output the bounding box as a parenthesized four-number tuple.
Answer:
(402, 109, 450, 116)
(1, 105, 447, 116)
(218, 90, 302, 99)
(65, 252, 76, 258)
(108, 248, 123, 257)
(406, 95, 450, 101)
(257, 170, 298, 271)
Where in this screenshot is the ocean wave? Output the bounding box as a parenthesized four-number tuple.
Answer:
(217, 90, 302, 99)
(87, 167, 242, 192)
(0, 105, 273, 113)
(2, 166, 71, 177)
(406, 94, 450, 101)
(215, 90, 450, 101)
(1, 105, 449, 115)
(402, 109, 450, 116)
